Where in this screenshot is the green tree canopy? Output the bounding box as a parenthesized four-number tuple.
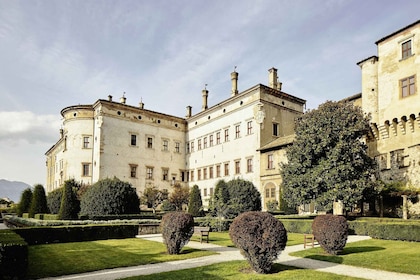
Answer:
(169, 183, 190, 211)
(141, 185, 168, 213)
(29, 184, 48, 217)
(58, 179, 80, 220)
(47, 187, 63, 214)
(80, 177, 140, 218)
(17, 187, 32, 216)
(188, 185, 204, 216)
(226, 179, 261, 217)
(281, 100, 376, 211)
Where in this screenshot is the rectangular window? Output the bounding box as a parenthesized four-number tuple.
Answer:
(235, 124, 240, 139)
(247, 158, 253, 173)
(247, 121, 253, 135)
(204, 188, 207, 197)
(163, 139, 168, 151)
(224, 129, 229, 142)
(130, 135, 137, 146)
(401, 75, 416, 97)
(216, 165, 221, 177)
(162, 168, 169, 181)
(224, 163, 229, 176)
(273, 123, 279, 136)
(82, 163, 90, 176)
(271, 188, 276, 198)
(235, 160, 240, 174)
(146, 167, 153, 179)
(268, 154, 274, 169)
(210, 188, 214, 196)
(130, 164, 137, 178)
(265, 188, 270, 198)
(191, 141, 194, 152)
(83, 136, 90, 148)
(198, 169, 201, 180)
(209, 135, 214, 147)
(175, 142, 180, 153)
(198, 139, 202, 150)
(216, 132, 221, 144)
(191, 170, 194, 181)
(203, 137, 207, 148)
(209, 166, 214, 178)
(147, 137, 153, 149)
(186, 143, 190, 154)
(402, 40, 412, 59)
(203, 167, 207, 179)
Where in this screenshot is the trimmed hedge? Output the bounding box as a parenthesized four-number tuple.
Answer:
(161, 212, 194, 254)
(13, 224, 139, 245)
(312, 215, 348, 255)
(278, 219, 313, 234)
(0, 230, 28, 279)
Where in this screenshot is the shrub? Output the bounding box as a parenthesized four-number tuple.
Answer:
(229, 211, 287, 274)
(17, 188, 32, 217)
(161, 200, 176, 212)
(161, 212, 194, 254)
(188, 185, 204, 217)
(29, 184, 48, 218)
(47, 187, 63, 214)
(58, 179, 80, 220)
(80, 178, 140, 218)
(312, 214, 348, 255)
(226, 179, 261, 217)
(280, 219, 313, 234)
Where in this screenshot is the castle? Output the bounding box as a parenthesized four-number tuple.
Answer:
(46, 20, 420, 211)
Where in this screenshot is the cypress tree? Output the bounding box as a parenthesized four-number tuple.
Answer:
(188, 185, 203, 216)
(17, 188, 32, 217)
(58, 179, 80, 220)
(29, 184, 48, 218)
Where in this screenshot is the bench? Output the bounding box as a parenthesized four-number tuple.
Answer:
(304, 234, 317, 248)
(193, 226, 210, 243)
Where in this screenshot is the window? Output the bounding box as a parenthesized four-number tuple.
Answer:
(198, 139, 202, 150)
(268, 154, 274, 169)
(209, 135, 214, 147)
(147, 137, 153, 149)
(162, 168, 169, 181)
(146, 167, 153, 179)
(203, 137, 207, 148)
(216, 165, 221, 177)
(247, 158, 253, 173)
(235, 160, 240, 174)
(175, 142, 180, 153)
(198, 169, 201, 180)
(224, 162, 229, 176)
(402, 40, 412, 59)
(203, 188, 207, 197)
(83, 136, 91, 148)
(130, 164, 137, 178)
(216, 132, 221, 144)
(191, 170, 194, 181)
(247, 121, 253, 135)
(209, 166, 214, 178)
(224, 129, 229, 142)
(130, 135, 137, 146)
(82, 163, 90, 176)
(401, 75, 416, 97)
(186, 143, 190, 153)
(235, 124, 240, 138)
(210, 188, 214, 196)
(163, 139, 168, 151)
(203, 167, 207, 179)
(271, 187, 276, 198)
(273, 123, 279, 136)
(191, 141, 194, 152)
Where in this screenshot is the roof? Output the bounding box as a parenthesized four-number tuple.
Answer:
(375, 20, 420, 45)
(258, 134, 295, 152)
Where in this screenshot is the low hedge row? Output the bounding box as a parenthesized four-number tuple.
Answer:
(0, 230, 28, 279)
(279, 219, 313, 234)
(13, 224, 139, 245)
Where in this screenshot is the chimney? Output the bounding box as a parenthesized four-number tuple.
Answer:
(231, 69, 239, 96)
(278, 81, 282, 91)
(186, 106, 192, 118)
(268, 67, 278, 89)
(139, 98, 144, 109)
(59, 128, 64, 138)
(120, 92, 126, 104)
(108, 95, 113, 101)
(202, 87, 208, 111)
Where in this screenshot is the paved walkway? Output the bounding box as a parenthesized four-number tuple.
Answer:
(40, 234, 420, 280)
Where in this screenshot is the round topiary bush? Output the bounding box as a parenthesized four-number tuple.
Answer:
(312, 214, 348, 255)
(161, 212, 194, 254)
(229, 211, 287, 274)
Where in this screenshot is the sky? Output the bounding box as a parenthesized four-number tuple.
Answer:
(0, 0, 419, 187)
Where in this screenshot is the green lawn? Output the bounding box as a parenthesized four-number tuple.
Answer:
(27, 238, 216, 279)
(190, 231, 306, 247)
(122, 260, 365, 280)
(291, 238, 420, 275)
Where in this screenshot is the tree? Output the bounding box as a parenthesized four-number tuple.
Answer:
(29, 184, 48, 218)
(141, 185, 168, 213)
(281, 100, 376, 211)
(226, 178, 261, 216)
(47, 187, 63, 214)
(58, 179, 80, 220)
(17, 188, 32, 217)
(209, 180, 230, 216)
(80, 177, 140, 218)
(188, 185, 203, 216)
(169, 183, 190, 211)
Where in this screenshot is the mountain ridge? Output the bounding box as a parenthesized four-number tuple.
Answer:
(0, 179, 32, 203)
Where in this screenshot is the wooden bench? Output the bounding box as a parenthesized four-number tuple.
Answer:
(304, 234, 317, 248)
(193, 226, 210, 243)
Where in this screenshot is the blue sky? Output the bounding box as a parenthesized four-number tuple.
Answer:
(0, 0, 419, 187)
